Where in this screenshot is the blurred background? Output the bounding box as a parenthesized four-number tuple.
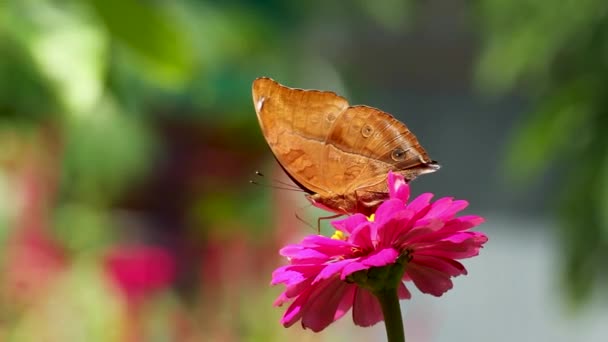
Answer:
(1, 0, 608, 341)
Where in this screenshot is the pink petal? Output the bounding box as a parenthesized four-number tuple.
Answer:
(377, 209, 416, 248)
(438, 200, 469, 220)
(341, 261, 370, 279)
(374, 199, 408, 228)
(425, 197, 469, 221)
(313, 259, 353, 283)
(404, 218, 485, 246)
(406, 262, 454, 296)
(281, 283, 314, 327)
(414, 234, 487, 259)
(297, 236, 354, 258)
(281, 248, 331, 263)
(352, 288, 384, 327)
(439, 216, 485, 234)
(395, 227, 436, 247)
(271, 268, 304, 286)
(350, 222, 375, 250)
(271, 264, 322, 286)
(398, 282, 411, 299)
(406, 193, 434, 213)
(284, 277, 315, 299)
(421, 197, 454, 220)
(388, 171, 410, 203)
(300, 235, 349, 249)
(300, 278, 352, 332)
(361, 248, 399, 267)
(411, 255, 467, 277)
(411, 217, 445, 231)
(279, 244, 305, 257)
(274, 292, 290, 306)
(331, 214, 369, 234)
(334, 284, 356, 321)
(443, 231, 488, 244)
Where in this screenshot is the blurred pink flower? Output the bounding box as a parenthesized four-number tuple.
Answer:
(271, 172, 487, 332)
(4, 228, 67, 303)
(105, 245, 175, 304)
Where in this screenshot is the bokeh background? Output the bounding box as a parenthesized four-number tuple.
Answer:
(1, 0, 608, 341)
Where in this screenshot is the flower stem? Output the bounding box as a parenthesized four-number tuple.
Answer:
(374, 288, 405, 342)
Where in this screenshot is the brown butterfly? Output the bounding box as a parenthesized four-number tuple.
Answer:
(252, 77, 439, 217)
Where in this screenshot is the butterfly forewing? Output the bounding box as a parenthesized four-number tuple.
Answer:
(252, 77, 348, 195)
(252, 77, 438, 215)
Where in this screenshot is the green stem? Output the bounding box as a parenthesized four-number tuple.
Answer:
(374, 288, 405, 342)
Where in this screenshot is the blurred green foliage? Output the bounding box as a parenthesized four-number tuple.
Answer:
(0, 1, 419, 340)
(476, 0, 608, 304)
(2, 0, 607, 339)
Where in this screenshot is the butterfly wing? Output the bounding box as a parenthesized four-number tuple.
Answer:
(322, 105, 438, 194)
(252, 77, 348, 195)
(252, 77, 438, 215)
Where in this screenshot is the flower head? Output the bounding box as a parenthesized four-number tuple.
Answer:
(271, 172, 487, 332)
(104, 244, 175, 305)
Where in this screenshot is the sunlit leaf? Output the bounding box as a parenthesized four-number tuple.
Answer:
(4, 1, 108, 115)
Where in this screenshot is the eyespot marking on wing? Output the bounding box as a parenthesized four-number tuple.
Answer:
(361, 124, 373, 138)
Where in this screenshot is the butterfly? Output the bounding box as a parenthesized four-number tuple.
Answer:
(252, 77, 439, 217)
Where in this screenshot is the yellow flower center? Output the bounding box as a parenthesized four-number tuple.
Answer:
(331, 230, 346, 240)
(368, 214, 375, 222)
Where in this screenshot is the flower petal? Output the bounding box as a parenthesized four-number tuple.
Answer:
(281, 282, 315, 327)
(271, 264, 323, 287)
(341, 261, 370, 279)
(440, 216, 486, 234)
(377, 209, 416, 248)
(438, 200, 469, 220)
(411, 255, 467, 277)
(300, 278, 353, 332)
(398, 281, 411, 299)
(361, 248, 399, 267)
(352, 288, 384, 327)
(414, 233, 488, 259)
(334, 284, 356, 321)
(374, 199, 408, 228)
(313, 259, 353, 283)
(332, 214, 369, 234)
(421, 197, 454, 220)
(350, 221, 374, 250)
(406, 193, 434, 212)
(388, 171, 410, 203)
(406, 262, 454, 296)
(280, 247, 331, 263)
(271, 268, 305, 286)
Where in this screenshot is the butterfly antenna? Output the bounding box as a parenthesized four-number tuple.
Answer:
(250, 170, 303, 192)
(294, 212, 315, 231)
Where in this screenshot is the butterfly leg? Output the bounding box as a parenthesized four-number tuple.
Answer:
(317, 214, 344, 234)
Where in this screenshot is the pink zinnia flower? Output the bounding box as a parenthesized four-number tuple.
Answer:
(271, 172, 487, 332)
(104, 244, 175, 305)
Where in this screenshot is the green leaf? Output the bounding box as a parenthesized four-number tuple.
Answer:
(1, 1, 105, 116)
(61, 98, 154, 205)
(504, 82, 593, 182)
(89, 0, 195, 84)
